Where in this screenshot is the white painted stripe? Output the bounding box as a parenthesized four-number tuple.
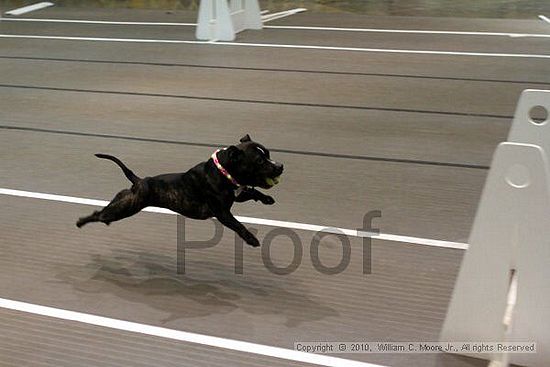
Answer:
(4, 2, 54, 16)
(0, 298, 383, 367)
(264, 25, 550, 39)
(0, 17, 194, 26)
(0, 34, 548, 60)
(0, 188, 469, 250)
(539, 15, 550, 24)
(0, 33, 213, 45)
(2, 17, 550, 39)
(262, 8, 307, 23)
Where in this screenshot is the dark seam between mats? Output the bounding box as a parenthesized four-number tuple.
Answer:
(0, 124, 491, 170)
(0, 84, 512, 119)
(1, 55, 549, 85)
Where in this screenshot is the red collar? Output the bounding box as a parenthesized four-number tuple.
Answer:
(211, 149, 240, 187)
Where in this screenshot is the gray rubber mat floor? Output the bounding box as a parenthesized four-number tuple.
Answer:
(1, 5, 548, 367)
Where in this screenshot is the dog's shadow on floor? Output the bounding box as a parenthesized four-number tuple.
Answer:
(55, 249, 338, 326)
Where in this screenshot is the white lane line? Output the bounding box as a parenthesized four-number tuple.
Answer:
(539, 15, 550, 24)
(4, 2, 54, 16)
(2, 17, 550, 39)
(262, 8, 308, 23)
(265, 25, 550, 39)
(0, 188, 469, 250)
(0, 17, 194, 26)
(0, 298, 383, 367)
(0, 34, 548, 60)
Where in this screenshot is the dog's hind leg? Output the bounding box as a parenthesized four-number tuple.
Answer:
(76, 186, 147, 227)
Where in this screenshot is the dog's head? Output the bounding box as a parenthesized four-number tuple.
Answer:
(222, 134, 284, 189)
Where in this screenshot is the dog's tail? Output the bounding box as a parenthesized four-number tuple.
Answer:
(95, 154, 140, 184)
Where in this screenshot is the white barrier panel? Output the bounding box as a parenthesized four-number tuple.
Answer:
(508, 89, 550, 157)
(441, 90, 550, 367)
(196, 0, 262, 41)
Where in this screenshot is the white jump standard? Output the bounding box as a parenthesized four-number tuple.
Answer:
(441, 90, 550, 367)
(196, 0, 262, 41)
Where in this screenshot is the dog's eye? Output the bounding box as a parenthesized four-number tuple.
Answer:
(256, 155, 264, 163)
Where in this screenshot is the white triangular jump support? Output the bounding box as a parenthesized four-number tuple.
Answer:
(196, 0, 262, 41)
(508, 90, 550, 163)
(440, 90, 550, 367)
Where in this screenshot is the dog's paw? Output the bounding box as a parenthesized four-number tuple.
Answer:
(261, 195, 275, 205)
(245, 235, 261, 248)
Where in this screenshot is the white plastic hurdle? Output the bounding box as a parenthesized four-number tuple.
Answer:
(196, 0, 262, 41)
(440, 90, 550, 367)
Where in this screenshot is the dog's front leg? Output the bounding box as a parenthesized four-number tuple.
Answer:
(215, 210, 261, 247)
(235, 187, 275, 205)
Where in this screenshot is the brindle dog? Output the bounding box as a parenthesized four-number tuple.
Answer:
(76, 135, 283, 247)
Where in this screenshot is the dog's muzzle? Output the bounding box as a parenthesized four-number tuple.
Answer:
(265, 161, 283, 187)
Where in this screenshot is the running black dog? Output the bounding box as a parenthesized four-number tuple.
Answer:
(76, 135, 283, 247)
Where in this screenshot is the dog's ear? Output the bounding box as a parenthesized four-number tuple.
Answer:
(239, 134, 251, 143)
(226, 146, 243, 161)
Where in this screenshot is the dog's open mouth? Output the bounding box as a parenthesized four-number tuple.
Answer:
(265, 175, 281, 187)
